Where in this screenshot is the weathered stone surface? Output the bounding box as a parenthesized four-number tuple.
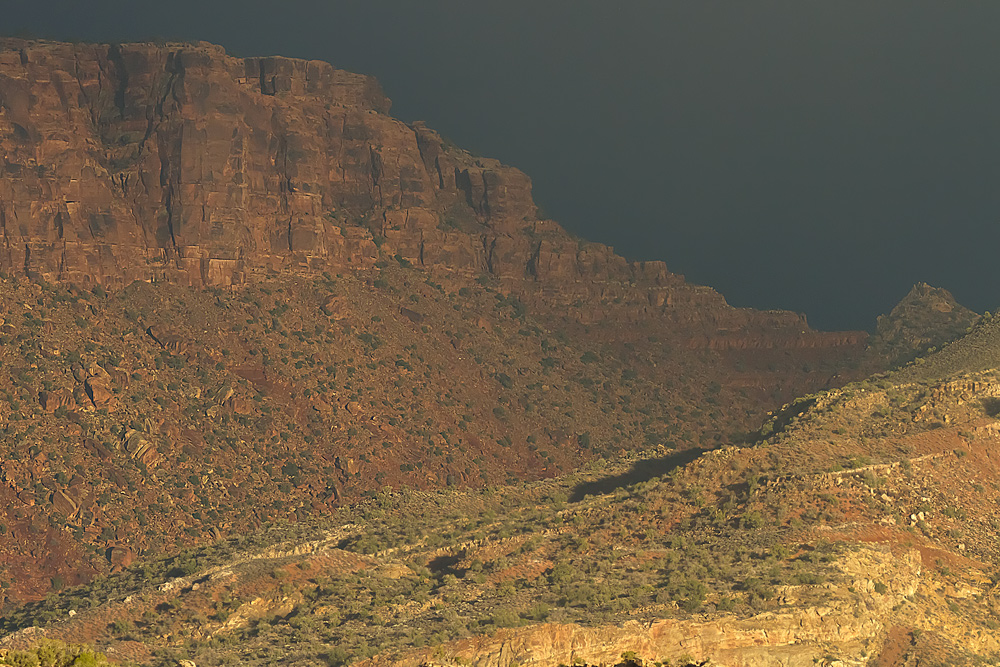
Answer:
(86, 362, 111, 381)
(335, 456, 359, 476)
(72, 384, 92, 410)
(225, 395, 252, 415)
(84, 376, 113, 407)
(398, 306, 423, 324)
(50, 489, 77, 516)
(38, 389, 73, 412)
(146, 325, 188, 354)
(0, 39, 438, 287)
(107, 545, 135, 571)
(70, 362, 87, 383)
(121, 429, 160, 467)
(0, 38, 866, 353)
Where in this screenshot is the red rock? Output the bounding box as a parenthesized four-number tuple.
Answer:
(50, 489, 77, 516)
(72, 384, 92, 410)
(107, 545, 134, 571)
(0, 39, 867, 355)
(84, 377, 113, 407)
(38, 389, 73, 412)
(121, 429, 160, 467)
(70, 362, 87, 383)
(335, 456, 359, 475)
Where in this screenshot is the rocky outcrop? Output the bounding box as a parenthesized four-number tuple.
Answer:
(0, 39, 865, 348)
(869, 283, 979, 367)
(0, 39, 553, 288)
(360, 547, 921, 667)
(0, 39, 392, 287)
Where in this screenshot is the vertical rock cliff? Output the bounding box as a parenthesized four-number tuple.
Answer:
(0, 38, 865, 348)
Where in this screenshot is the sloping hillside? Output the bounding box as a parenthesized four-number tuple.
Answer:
(0, 39, 879, 600)
(7, 321, 1000, 665)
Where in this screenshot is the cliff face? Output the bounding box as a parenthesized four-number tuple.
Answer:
(0, 38, 614, 287)
(0, 38, 864, 347)
(0, 39, 410, 287)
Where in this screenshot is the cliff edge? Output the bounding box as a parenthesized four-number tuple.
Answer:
(0, 38, 864, 347)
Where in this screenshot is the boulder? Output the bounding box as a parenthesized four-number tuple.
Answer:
(225, 395, 253, 415)
(70, 362, 88, 383)
(50, 489, 78, 516)
(85, 376, 114, 407)
(86, 362, 111, 382)
(107, 545, 135, 571)
(83, 438, 113, 460)
(73, 384, 93, 410)
(121, 429, 160, 467)
(146, 325, 188, 354)
(335, 456, 360, 475)
(38, 389, 73, 412)
(399, 306, 424, 324)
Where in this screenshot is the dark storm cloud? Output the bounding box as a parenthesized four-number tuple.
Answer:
(6, 1, 1000, 330)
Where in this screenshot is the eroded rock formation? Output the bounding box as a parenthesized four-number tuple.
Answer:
(0, 38, 865, 349)
(868, 282, 979, 367)
(358, 548, 925, 667)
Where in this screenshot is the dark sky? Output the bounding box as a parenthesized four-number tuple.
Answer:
(6, 1, 1000, 331)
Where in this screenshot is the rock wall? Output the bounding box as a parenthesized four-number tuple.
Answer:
(0, 39, 865, 346)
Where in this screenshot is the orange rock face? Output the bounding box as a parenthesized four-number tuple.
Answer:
(0, 39, 531, 287)
(0, 38, 865, 348)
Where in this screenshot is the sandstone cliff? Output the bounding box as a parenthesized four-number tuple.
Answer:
(0, 38, 863, 347)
